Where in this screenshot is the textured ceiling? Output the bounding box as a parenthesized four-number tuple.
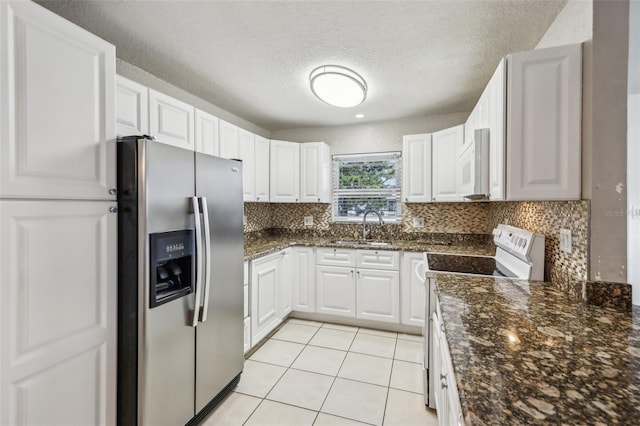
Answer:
(37, 0, 566, 131)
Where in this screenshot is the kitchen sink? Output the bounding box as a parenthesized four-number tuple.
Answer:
(330, 240, 393, 247)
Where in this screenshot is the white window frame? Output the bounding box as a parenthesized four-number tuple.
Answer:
(332, 152, 402, 223)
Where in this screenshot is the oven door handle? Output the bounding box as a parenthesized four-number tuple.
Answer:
(191, 196, 203, 327)
(414, 261, 425, 284)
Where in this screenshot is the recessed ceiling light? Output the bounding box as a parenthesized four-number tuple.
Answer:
(309, 65, 367, 108)
(355, 114, 364, 118)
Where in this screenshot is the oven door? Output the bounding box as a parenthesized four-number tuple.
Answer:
(423, 252, 437, 409)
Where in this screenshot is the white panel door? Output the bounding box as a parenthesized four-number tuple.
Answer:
(278, 249, 293, 319)
(251, 254, 281, 346)
(270, 140, 300, 203)
(401, 253, 426, 327)
(292, 247, 315, 313)
(254, 135, 270, 202)
(402, 134, 432, 203)
(116, 75, 148, 137)
(0, 200, 116, 426)
(487, 59, 506, 200)
(218, 119, 239, 159)
(0, 1, 116, 200)
(506, 44, 582, 200)
(148, 89, 195, 150)
(243, 317, 251, 354)
(316, 266, 356, 318)
(239, 129, 256, 202)
(432, 125, 464, 202)
(356, 269, 399, 323)
(194, 109, 219, 156)
(300, 142, 331, 203)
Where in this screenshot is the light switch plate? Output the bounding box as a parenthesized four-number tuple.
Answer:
(304, 216, 314, 226)
(560, 228, 572, 253)
(412, 217, 424, 228)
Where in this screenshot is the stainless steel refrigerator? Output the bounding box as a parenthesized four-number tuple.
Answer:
(117, 137, 244, 426)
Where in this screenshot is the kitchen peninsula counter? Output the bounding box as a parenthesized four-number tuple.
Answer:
(433, 273, 639, 425)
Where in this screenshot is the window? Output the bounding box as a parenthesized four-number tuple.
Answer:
(332, 152, 402, 222)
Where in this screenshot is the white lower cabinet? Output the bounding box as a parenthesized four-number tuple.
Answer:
(401, 252, 426, 327)
(356, 269, 399, 323)
(316, 266, 357, 318)
(433, 310, 463, 426)
(250, 252, 281, 346)
(292, 247, 316, 312)
(0, 200, 117, 426)
(278, 248, 293, 319)
(243, 317, 251, 354)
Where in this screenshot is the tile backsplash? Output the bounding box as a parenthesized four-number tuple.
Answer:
(244, 200, 590, 282)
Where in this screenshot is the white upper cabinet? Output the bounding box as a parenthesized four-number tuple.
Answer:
(0, 1, 116, 200)
(254, 135, 270, 202)
(194, 109, 219, 156)
(402, 134, 432, 203)
(487, 59, 506, 200)
(506, 43, 582, 200)
(270, 140, 300, 203)
(432, 125, 464, 202)
(149, 89, 195, 151)
(116, 75, 148, 137)
(218, 119, 239, 159)
(238, 129, 256, 202)
(300, 142, 331, 203)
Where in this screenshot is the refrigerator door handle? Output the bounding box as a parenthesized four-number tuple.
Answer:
(191, 196, 204, 327)
(199, 196, 212, 322)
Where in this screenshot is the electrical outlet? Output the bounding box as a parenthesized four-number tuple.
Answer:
(304, 216, 314, 226)
(412, 217, 424, 228)
(243, 215, 247, 226)
(560, 228, 572, 253)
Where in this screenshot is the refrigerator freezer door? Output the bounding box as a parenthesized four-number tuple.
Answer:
(194, 153, 244, 413)
(140, 141, 197, 426)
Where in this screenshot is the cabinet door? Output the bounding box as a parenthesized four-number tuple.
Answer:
(218, 119, 239, 159)
(254, 135, 270, 202)
(506, 44, 581, 200)
(487, 59, 506, 200)
(116, 75, 148, 137)
(278, 249, 293, 319)
(432, 125, 464, 202)
(356, 269, 399, 323)
(239, 129, 256, 202)
(243, 317, 251, 354)
(300, 142, 331, 203)
(270, 140, 300, 202)
(292, 247, 315, 313)
(251, 254, 281, 346)
(0, 200, 116, 426)
(401, 253, 426, 327)
(402, 134, 432, 203)
(316, 266, 356, 318)
(0, 1, 115, 200)
(195, 109, 219, 156)
(432, 313, 447, 424)
(148, 89, 195, 150)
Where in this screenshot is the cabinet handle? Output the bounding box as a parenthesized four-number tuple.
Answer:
(317, 197, 320, 202)
(109, 188, 117, 196)
(441, 323, 445, 333)
(351, 270, 354, 276)
(441, 382, 448, 389)
(440, 373, 447, 380)
(356, 270, 360, 275)
(295, 198, 299, 202)
(109, 206, 118, 213)
(256, 196, 260, 200)
(405, 197, 408, 202)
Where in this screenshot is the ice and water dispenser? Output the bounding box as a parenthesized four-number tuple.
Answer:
(149, 230, 195, 308)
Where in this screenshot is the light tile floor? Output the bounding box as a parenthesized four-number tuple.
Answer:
(203, 318, 438, 426)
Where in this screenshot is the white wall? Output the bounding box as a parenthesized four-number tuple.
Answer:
(535, 0, 593, 49)
(628, 0, 639, 305)
(270, 112, 468, 155)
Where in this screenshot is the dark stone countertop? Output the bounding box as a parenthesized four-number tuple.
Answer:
(433, 273, 640, 425)
(243, 235, 496, 261)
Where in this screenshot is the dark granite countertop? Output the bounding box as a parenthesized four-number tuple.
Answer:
(243, 235, 495, 261)
(433, 273, 640, 425)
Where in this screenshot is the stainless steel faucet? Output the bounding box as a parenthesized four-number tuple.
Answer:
(362, 209, 384, 240)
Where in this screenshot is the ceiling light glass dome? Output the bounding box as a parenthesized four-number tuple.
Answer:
(309, 65, 367, 108)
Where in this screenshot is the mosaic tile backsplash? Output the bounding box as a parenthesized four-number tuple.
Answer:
(244, 200, 590, 282)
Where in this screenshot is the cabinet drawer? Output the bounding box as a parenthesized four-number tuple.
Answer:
(316, 247, 356, 267)
(244, 284, 249, 318)
(356, 250, 400, 270)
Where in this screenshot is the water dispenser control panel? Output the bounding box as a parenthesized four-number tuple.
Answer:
(149, 229, 194, 308)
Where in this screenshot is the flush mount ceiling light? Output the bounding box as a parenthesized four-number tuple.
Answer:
(309, 65, 367, 108)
